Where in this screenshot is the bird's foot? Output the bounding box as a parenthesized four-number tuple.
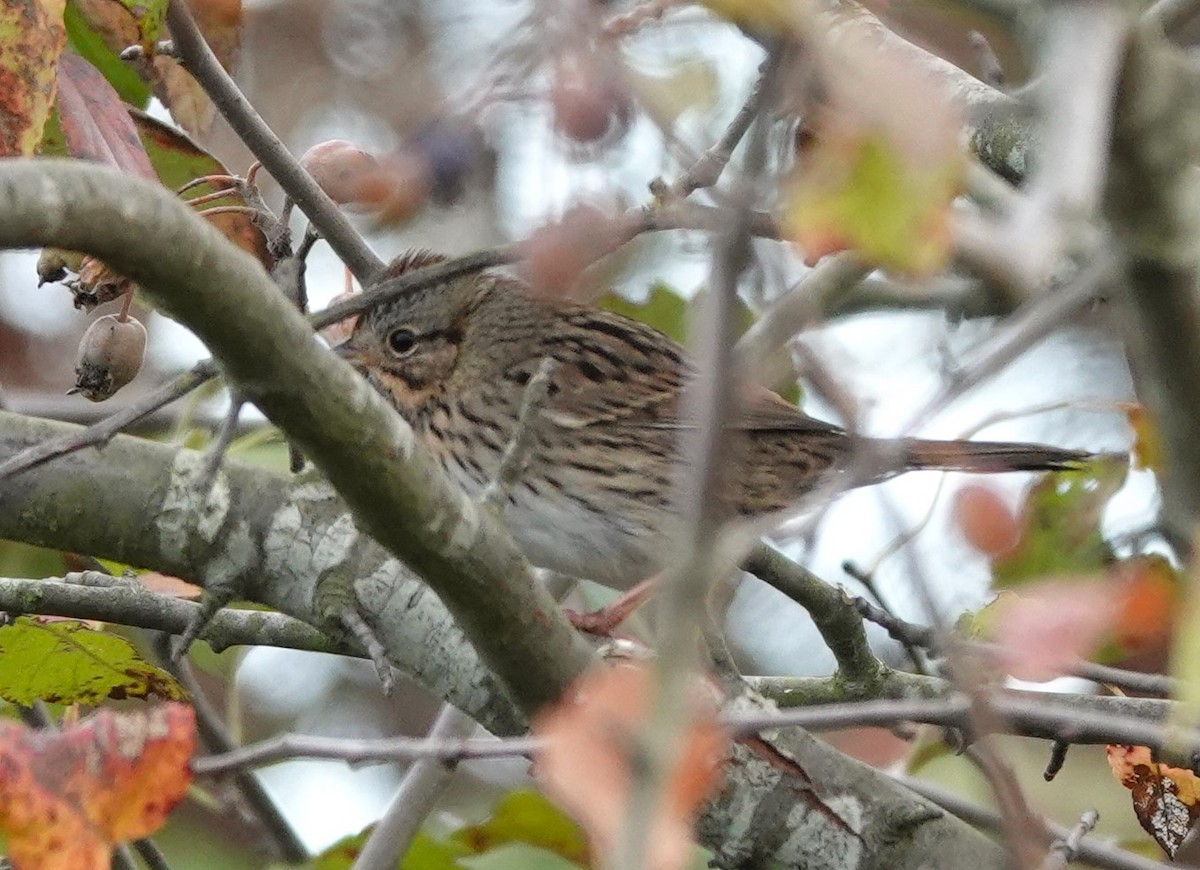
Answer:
(564, 577, 657, 637)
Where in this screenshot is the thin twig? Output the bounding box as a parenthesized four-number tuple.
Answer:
(481, 358, 557, 510)
(0, 361, 219, 482)
(130, 839, 174, 870)
(662, 58, 773, 200)
(733, 251, 872, 381)
(1039, 809, 1100, 870)
(904, 779, 1160, 870)
(194, 688, 1190, 778)
(112, 846, 138, 870)
(842, 561, 927, 673)
(743, 545, 883, 683)
(611, 77, 776, 870)
(193, 731, 540, 775)
(165, 0, 383, 283)
(0, 574, 354, 657)
(352, 705, 480, 870)
(197, 397, 244, 495)
(1042, 739, 1070, 781)
(902, 255, 1110, 434)
(311, 247, 516, 330)
(1070, 661, 1173, 697)
(154, 634, 307, 862)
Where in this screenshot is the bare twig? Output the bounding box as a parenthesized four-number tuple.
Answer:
(155, 634, 307, 862)
(197, 397, 244, 495)
(1071, 661, 1173, 697)
(165, 0, 383, 283)
(744, 545, 883, 683)
(130, 839, 174, 870)
(193, 731, 539, 775)
(1043, 739, 1071, 782)
(904, 780, 1160, 870)
(0, 573, 354, 656)
(352, 705, 480, 870)
(0, 361, 218, 482)
(611, 69, 778, 870)
(661, 58, 774, 200)
(481, 358, 557, 510)
(734, 252, 872, 380)
(902, 255, 1110, 433)
(311, 247, 516, 330)
(1038, 809, 1100, 870)
(842, 561, 927, 673)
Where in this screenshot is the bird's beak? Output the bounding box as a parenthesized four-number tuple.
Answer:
(333, 342, 367, 370)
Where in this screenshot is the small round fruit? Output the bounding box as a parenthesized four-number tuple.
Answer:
(954, 483, 1021, 556)
(299, 139, 384, 207)
(551, 51, 631, 144)
(71, 314, 147, 402)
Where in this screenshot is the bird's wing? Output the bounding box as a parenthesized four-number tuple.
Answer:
(527, 308, 845, 436)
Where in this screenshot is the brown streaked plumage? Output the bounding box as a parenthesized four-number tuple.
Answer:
(337, 251, 1089, 587)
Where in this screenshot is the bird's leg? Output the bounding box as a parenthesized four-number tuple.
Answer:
(564, 576, 659, 636)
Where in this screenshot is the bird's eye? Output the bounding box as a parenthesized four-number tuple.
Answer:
(387, 326, 418, 357)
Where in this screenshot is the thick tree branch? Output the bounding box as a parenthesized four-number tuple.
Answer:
(818, 0, 1029, 180)
(0, 160, 591, 718)
(1104, 23, 1200, 543)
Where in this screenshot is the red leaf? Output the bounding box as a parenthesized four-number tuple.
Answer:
(56, 51, 156, 180)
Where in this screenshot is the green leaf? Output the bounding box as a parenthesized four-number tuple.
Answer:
(601, 282, 801, 406)
(113, 0, 168, 49)
(459, 843, 584, 870)
(404, 832, 473, 870)
(0, 617, 186, 705)
(785, 131, 961, 277)
(991, 457, 1127, 586)
(450, 790, 589, 866)
(600, 282, 689, 343)
(64, 0, 150, 106)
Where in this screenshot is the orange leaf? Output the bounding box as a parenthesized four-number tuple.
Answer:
(1114, 557, 1177, 648)
(532, 663, 728, 870)
(954, 483, 1020, 557)
(0, 703, 195, 870)
(1107, 744, 1200, 857)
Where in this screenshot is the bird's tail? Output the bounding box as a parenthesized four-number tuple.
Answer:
(901, 438, 1093, 474)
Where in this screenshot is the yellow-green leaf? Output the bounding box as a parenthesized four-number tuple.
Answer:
(0, 0, 67, 155)
(991, 458, 1127, 586)
(63, 0, 150, 105)
(0, 616, 187, 705)
(785, 131, 962, 277)
(450, 789, 589, 866)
